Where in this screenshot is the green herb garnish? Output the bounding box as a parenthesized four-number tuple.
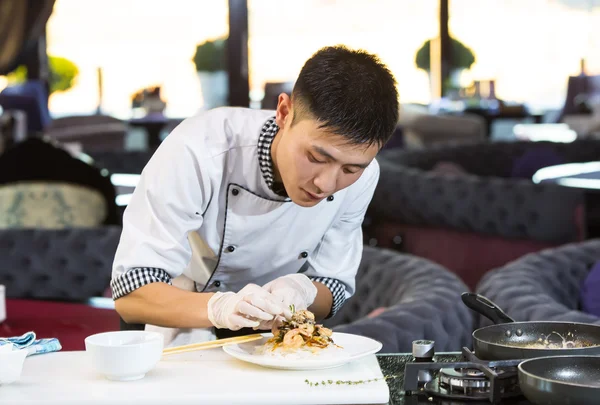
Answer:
(304, 375, 398, 387)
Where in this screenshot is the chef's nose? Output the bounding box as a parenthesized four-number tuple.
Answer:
(313, 168, 337, 195)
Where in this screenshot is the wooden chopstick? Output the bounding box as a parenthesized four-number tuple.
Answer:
(162, 333, 264, 355)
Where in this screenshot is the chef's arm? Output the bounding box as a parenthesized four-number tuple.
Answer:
(308, 281, 334, 321)
(115, 282, 215, 328)
(110, 120, 213, 327)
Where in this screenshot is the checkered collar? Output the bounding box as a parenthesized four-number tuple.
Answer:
(257, 117, 287, 197)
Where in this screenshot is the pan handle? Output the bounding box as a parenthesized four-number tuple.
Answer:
(461, 293, 515, 324)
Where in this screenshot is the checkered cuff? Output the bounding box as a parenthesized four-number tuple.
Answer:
(111, 267, 172, 299)
(308, 276, 347, 318)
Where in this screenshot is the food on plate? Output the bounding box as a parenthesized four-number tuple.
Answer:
(262, 308, 340, 354)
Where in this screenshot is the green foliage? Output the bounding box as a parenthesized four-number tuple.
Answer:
(415, 37, 476, 72)
(6, 65, 27, 83)
(192, 38, 227, 72)
(5, 55, 79, 94)
(48, 56, 79, 93)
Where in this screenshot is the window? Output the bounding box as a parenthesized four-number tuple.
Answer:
(248, 0, 439, 107)
(449, 0, 600, 110)
(45, 0, 229, 118)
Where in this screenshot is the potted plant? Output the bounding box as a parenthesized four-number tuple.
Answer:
(131, 85, 166, 114)
(192, 37, 228, 109)
(7, 55, 79, 94)
(415, 37, 476, 95)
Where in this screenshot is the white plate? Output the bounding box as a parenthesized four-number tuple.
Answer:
(222, 332, 382, 370)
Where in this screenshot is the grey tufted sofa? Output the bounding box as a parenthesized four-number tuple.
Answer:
(324, 246, 473, 353)
(0, 226, 122, 300)
(476, 239, 600, 327)
(365, 140, 600, 289)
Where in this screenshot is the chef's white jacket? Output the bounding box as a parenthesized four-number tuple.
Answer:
(111, 107, 379, 316)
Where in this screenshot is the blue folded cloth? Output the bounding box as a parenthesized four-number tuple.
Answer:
(0, 332, 62, 356)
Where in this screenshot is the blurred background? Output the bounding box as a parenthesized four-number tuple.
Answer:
(2, 0, 599, 146)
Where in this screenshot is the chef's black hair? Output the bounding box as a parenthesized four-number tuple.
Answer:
(291, 45, 399, 148)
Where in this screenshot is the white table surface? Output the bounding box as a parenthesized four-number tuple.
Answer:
(1, 349, 390, 405)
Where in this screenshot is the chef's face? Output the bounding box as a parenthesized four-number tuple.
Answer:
(272, 94, 380, 208)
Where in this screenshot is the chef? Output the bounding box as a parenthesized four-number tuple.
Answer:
(110, 45, 399, 345)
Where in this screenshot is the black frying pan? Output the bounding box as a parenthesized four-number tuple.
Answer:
(462, 293, 600, 360)
(518, 356, 600, 405)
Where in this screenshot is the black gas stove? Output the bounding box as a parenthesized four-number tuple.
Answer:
(376, 341, 535, 405)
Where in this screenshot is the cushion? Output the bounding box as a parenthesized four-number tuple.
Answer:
(0, 226, 122, 300)
(432, 161, 468, 175)
(581, 261, 600, 317)
(510, 147, 566, 179)
(476, 239, 600, 327)
(372, 156, 585, 243)
(0, 182, 106, 229)
(326, 247, 474, 353)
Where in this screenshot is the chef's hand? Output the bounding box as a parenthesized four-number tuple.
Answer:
(207, 284, 287, 331)
(263, 273, 318, 316)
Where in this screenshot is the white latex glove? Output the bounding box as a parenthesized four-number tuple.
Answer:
(207, 284, 287, 331)
(263, 273, 318, 315)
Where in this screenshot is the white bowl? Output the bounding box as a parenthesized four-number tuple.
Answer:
(84, 331, 163, 381)
(0, 284, 6, 323)
(0, 345, 28, 385)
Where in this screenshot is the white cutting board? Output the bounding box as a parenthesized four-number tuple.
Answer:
(2, 349, 390, 405)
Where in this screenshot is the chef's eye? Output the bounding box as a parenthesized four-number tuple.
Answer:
(308, 154, 324, 164)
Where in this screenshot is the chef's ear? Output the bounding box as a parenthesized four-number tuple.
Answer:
(275, 93, 292, 128)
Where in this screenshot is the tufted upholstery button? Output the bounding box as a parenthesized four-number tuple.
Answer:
(231, 188, 239, 196)
(71, 241, 86, 251)
(514, 193, 526, 205)
(498, 208, 508, 221)
(529, 211, 539, 223)
(226, 245, 235, 253)
(485, 221, 497, 232)
(21, 257, 31, 268)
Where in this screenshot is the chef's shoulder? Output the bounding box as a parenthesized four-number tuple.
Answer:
(165, 107, 274, 157)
